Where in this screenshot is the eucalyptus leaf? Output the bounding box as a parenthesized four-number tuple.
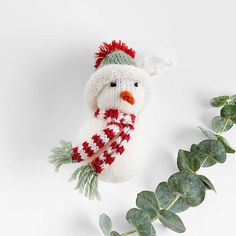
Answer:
(110, 232, 121, 236)
(212, 116, 233, 133)
(191, 139, 226, 167)
(210, 96, 229, 107)
(197, 175, 216, 192)
(99, 214, 112, 236)
(155, 182, 189, 213)
(218, 136, 235, 154)
(136, 191, 160, 220)
(199, 127, 235, 153)
(199, 126, 218, 139)
(158, 210, 186, 233)
(177, 149, 199, 173)
(221, 105, 236, 123)
(190, 144, 198, 152)
(126, 208, 155, 236)
(227, 94, 236, 105)
(168, 172, 205, 207)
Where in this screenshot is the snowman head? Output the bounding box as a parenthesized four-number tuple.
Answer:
(84, 41, 152, 115)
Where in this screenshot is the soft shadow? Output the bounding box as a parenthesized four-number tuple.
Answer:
(141, 148, 178, 190)
(19, 43, 95, 162)
(70, 214, 98, 235)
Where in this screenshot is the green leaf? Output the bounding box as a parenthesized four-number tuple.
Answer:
(126, 208, 155, 236)
(218, 136, 235, 154)
(221, 105, 236, 123)
(155, 182, 189, 213)
(177, 149, 199, 173)
(190, 144, 198, 152)
(158, 210, 186, 233)
(191, 139, 227, 167)
(136, 191, 160, 220)
(110, 232, 121, 236)
(210, 96, 229, 107)
(212, 116, 233, 133)
(168, 172, 206, 207)
(197, 175, 216, 192)
(227, 94, 236, 105)
(199, 126, 218, 139)
(99, 214, 112, 236)
(199, 127, 235, 154)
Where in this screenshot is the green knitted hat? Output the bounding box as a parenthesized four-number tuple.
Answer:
(95, 40, 136, 69)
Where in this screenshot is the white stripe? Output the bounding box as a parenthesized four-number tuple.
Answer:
(88, 141, 99, 153)
(120, 140, 128, 148)
(108, 124, 120, 134)
(123, 127, 130, 133)
(115, 136, 122, 144)
(79, 149, 88, 160)
(125, 116, 132, 123)
(97, 109, 105, 119)
(99, 154, 106, 161)
(100, 131, 110, 143)
(100, 163, 109, 169)
(106, 147, 113, 154)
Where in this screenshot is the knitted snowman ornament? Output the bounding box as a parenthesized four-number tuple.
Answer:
(50, 40, 161, 200)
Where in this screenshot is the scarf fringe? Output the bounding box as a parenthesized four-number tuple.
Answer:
(71, 164, 100, 200)
(49, 140, 75, 172)
(49, 109, 136, 200)
(49, 140, 100, 200)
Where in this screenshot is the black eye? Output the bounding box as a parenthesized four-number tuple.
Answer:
(134, 82, 138, 87)
(110, 82, 117, 87)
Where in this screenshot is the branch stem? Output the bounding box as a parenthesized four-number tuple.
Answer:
(121, 229, 137, 236)
(220, 118, 229, 135)
(165, 194, 180, 210)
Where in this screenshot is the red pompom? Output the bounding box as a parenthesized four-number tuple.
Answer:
(94, 40, 136, 69)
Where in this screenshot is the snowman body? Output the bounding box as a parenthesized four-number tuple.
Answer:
(50, 41, 153, 199)
(76, 116, 146, 183)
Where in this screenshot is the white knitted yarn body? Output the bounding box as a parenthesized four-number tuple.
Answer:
(75, 117, 146, 183)
(84, 64, 151, 113)
(74, 64, 151, 183)
(49, 41, 169, 199)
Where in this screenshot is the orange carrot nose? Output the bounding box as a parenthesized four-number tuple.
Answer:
(120, 90, 135, 105)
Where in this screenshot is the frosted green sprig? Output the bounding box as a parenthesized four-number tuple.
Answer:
(99, 94, 236, 236)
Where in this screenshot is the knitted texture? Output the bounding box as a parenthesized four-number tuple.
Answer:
(84, 64, 151, 113)
(72, 108, 136, 173)
(95, 40, 136, 69)
(49, 40, 152, 199)
(99, 51, 135, 68)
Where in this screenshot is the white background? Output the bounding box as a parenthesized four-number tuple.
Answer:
(1, 0, 236, 235)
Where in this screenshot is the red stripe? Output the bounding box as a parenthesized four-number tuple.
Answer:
(104, 128, 116, 140)
(92, 134, 105, 149)
(94, 109, 100, 117)
(124, 133, 130, 141)
(131, 114, 136, 123)
(82, 142, 94, 157)
(104, 109, 119, 119)
(72, 147, 82, 162)
(110, 141, 119, 150)
(92, 158, 104, 173)
(116, 145, 125, 154)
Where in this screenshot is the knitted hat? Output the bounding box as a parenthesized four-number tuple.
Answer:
(84, 40, 151, 112)
(95, 40, 136, 69)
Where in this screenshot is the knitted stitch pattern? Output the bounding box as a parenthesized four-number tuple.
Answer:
(50, 109, 136, 199)
(84, 64, 152, 113)
(72, 109, 136, 173)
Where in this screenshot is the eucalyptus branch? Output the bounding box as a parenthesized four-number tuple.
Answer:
(99, 94, 236, 236)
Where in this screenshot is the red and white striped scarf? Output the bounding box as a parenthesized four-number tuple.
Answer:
(71, 109, 136, 174)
